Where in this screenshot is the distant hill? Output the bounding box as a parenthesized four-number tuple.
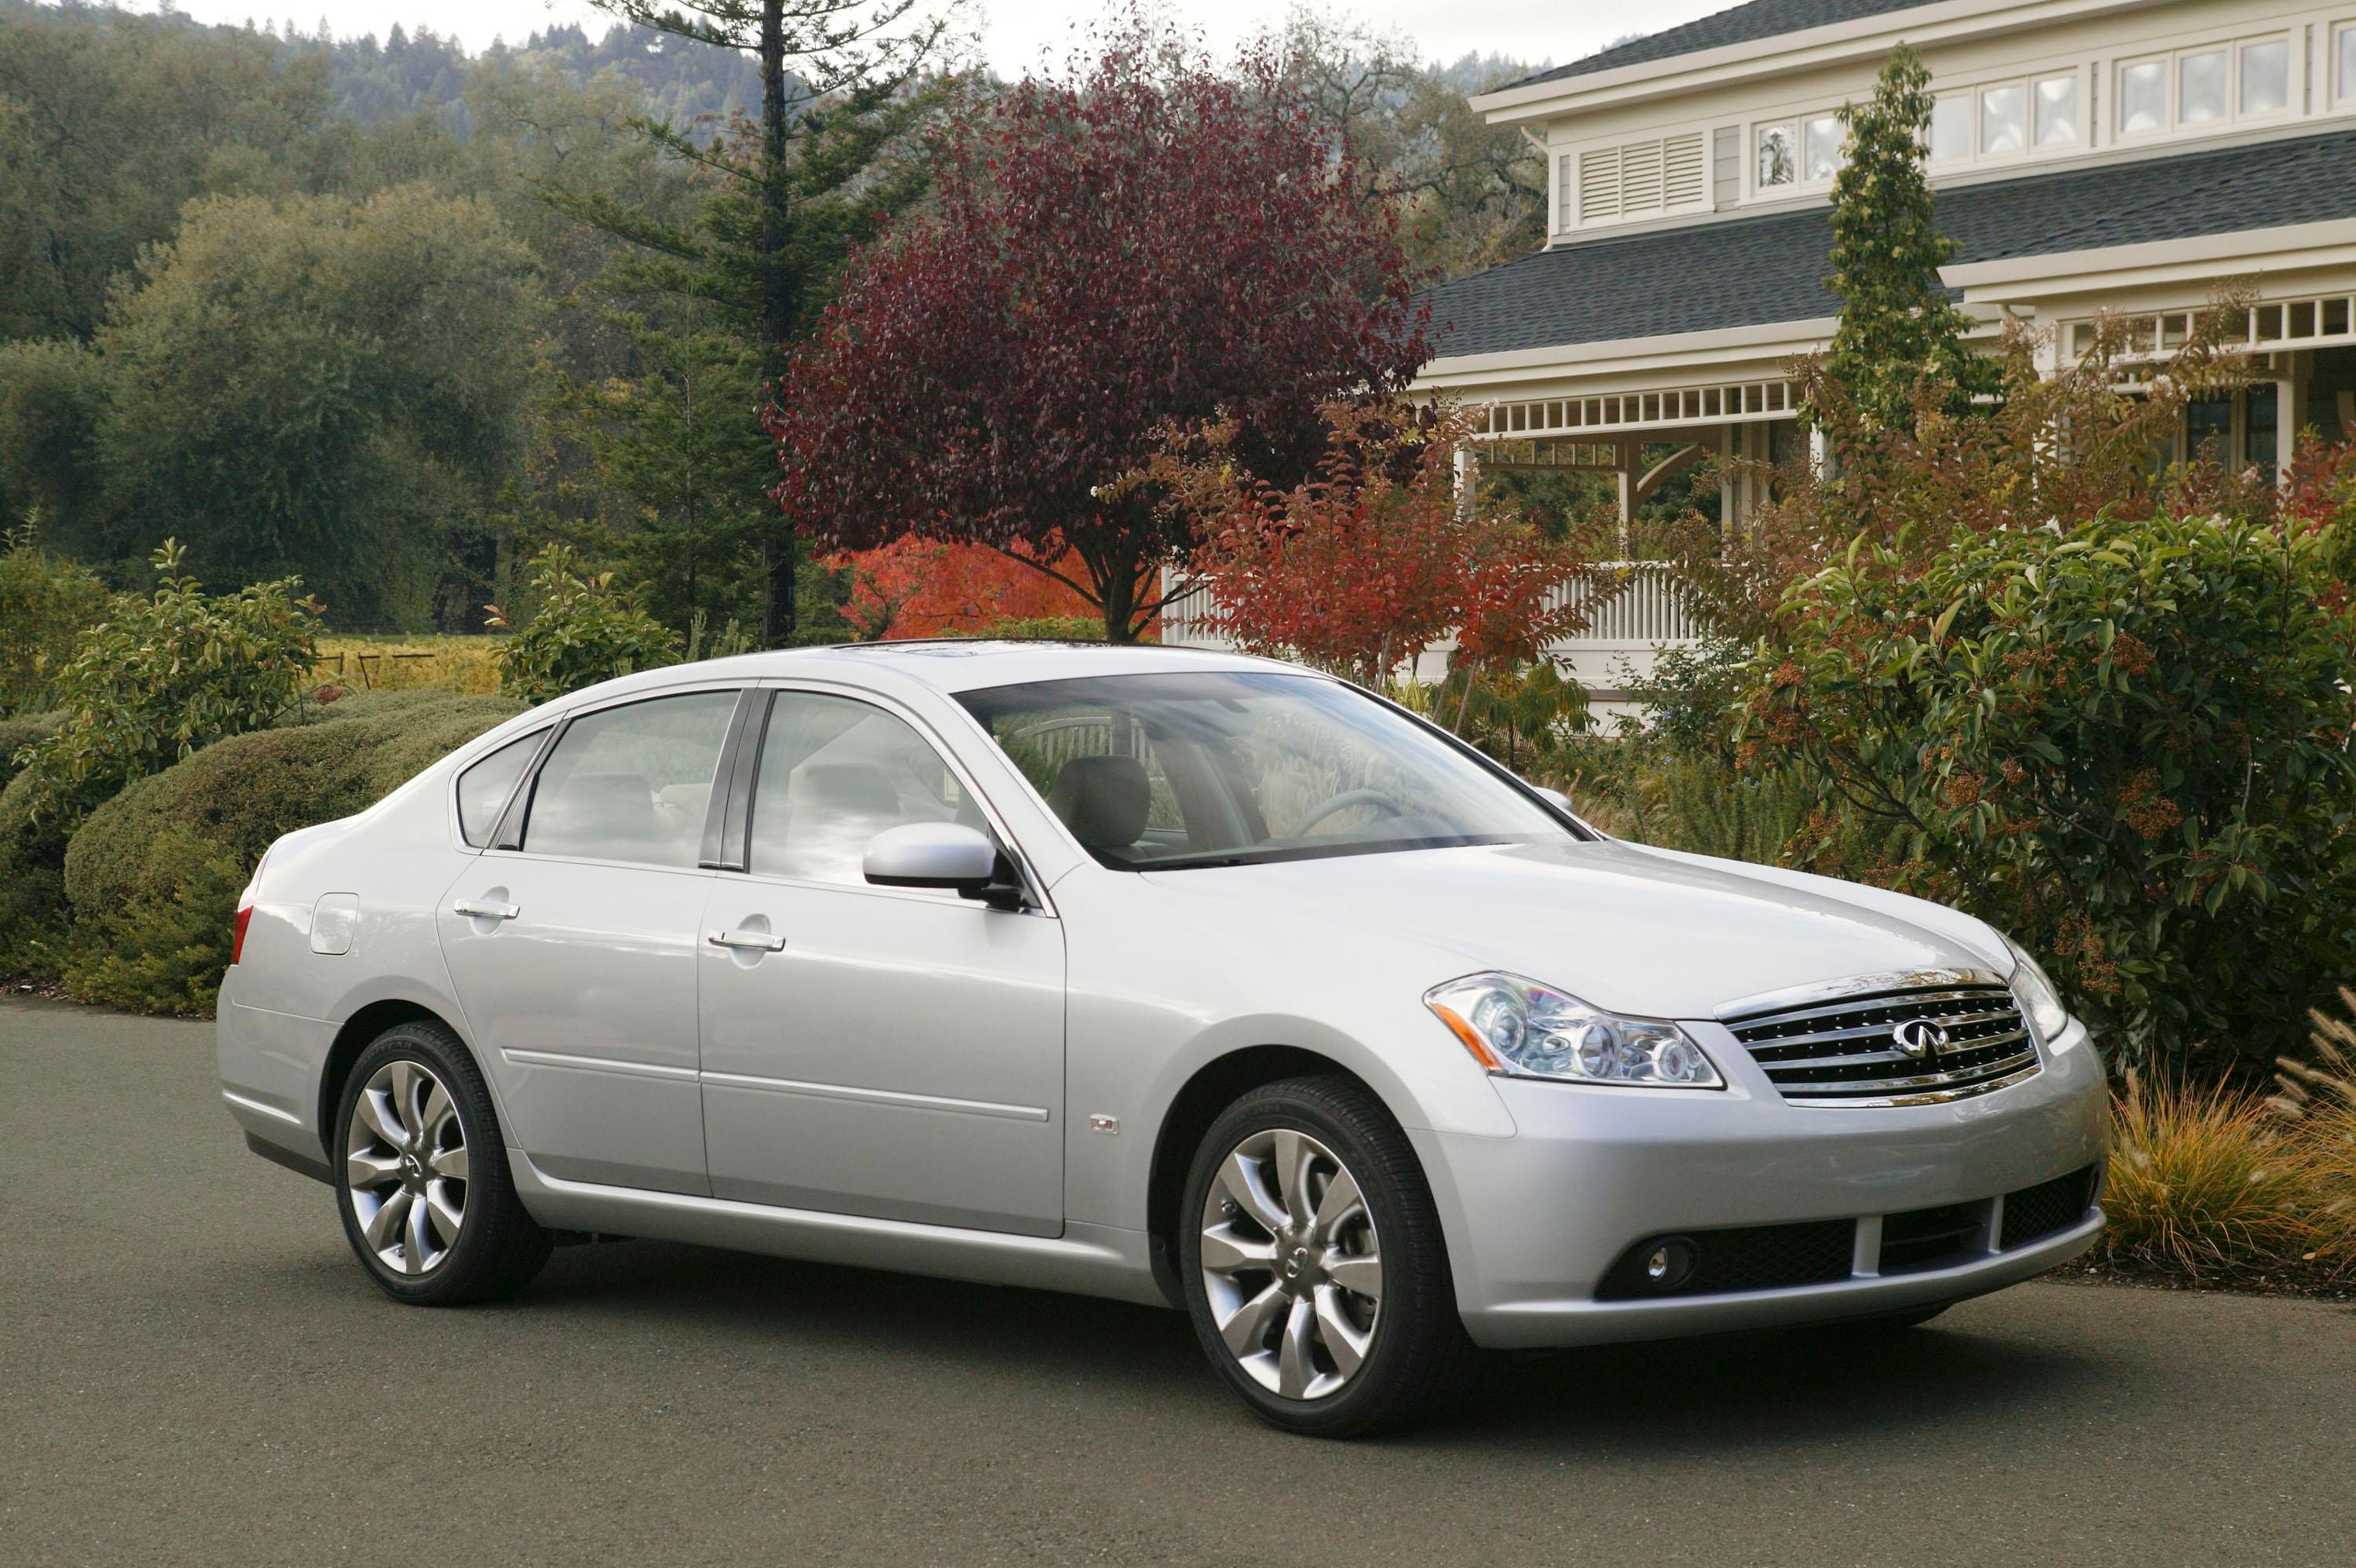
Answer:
(2, 2, 764, 133)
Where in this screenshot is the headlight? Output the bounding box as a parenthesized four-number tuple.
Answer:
(2003, 937, 2071, 1044)
(1424, 971, 1722, 1087)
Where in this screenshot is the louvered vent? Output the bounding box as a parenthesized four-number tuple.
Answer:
(1571, 131, 1709, 227)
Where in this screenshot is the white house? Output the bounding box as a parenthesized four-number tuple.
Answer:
(1407, 0, 2356, 695)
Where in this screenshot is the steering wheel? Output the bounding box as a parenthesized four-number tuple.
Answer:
(1279, 788, 1407, 842)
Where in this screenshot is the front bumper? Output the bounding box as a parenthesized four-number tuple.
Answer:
(1413, 1017, 2109, 1351)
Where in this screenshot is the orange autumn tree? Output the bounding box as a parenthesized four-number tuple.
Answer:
(1158, 399, 1593, 700)
(829, 534, 1104, 640)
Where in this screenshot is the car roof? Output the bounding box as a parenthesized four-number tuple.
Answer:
(616, 639, 1304, 697)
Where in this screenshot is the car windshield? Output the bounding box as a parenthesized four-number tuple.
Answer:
(957, 670, 1574, 870)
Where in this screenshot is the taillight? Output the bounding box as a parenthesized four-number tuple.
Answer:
(231, 852, 267, 965)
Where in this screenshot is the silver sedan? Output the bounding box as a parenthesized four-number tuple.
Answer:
(220, 643, 2106, 1435)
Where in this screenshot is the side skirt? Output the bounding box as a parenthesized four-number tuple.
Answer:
(507, 1148, 1168, 1307)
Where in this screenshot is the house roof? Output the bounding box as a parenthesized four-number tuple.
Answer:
(1504, 1, 1942, 91)
(1422, 126, 2356, 363)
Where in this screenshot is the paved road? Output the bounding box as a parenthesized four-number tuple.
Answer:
(4, 998, 2352, 1566)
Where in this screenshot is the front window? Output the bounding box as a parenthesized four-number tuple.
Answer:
(2120, 59, 2167, 134)
(2033, 76, 2079, 146)
(2240, 38, 2288, 115)
(1978, 84, 2025, 154)
(1802, 115, 1842, 181)
(957, 671, 1573, 872)
(1929, 93, 1971, 162)
(745, 690, 981, 890)
(2178, 48, 2228, 123)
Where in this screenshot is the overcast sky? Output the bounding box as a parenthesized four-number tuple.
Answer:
(133, 0, 1733, 80)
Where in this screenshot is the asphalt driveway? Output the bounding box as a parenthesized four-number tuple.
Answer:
(3, 996, 2351, 1566)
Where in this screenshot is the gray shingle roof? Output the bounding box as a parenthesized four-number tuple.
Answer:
(1504, 1, 1941, 91)
(1424, 127, 2356, 362)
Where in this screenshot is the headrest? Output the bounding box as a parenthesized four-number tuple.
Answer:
(788, 763, 898, 817)
(1050, 755, 1151, 851)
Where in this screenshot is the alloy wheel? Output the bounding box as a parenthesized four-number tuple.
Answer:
(345, 1059, 469, 1277)
(1197, 1127, 1383, 1400)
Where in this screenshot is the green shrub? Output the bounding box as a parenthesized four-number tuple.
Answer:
(488, 545, 679, 703)
(0, 710, 60, 788)
(59, 691, 524, 1014)
(0, 525, 107, 715)
(13, 539, 320, 832)
(1743, 512, 2356, 1069)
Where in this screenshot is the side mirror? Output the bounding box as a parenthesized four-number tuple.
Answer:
(863, 822, 1026, 909)
(1530, 784, 1575, 814)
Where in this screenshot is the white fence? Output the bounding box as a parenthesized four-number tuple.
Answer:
(1162, 561, 1702, 692)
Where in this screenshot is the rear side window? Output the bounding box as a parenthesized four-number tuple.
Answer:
(455, 728, 546, 847)
(521, 691, 739, 868)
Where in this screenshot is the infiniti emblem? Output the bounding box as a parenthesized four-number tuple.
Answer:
(1891, 1018, 1950, 1061)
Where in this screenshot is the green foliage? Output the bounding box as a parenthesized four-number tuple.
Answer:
(0, 343, 109, 548)
(1742, 512, 2356, 1069)
(0, 710, 58, 787)
(1614, 636, 1754, 758)
(12, 540, 322, 832)
(488, 545, 681, 701)
(94, 185, 543, 628)
(1820, 46, 1996, 429)
(0, 524, 108, 714)
(60, 691, 524, 1014)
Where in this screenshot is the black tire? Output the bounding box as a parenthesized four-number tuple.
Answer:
(333, 1018, 551, 1306)
(1178, 1074, 1480, 1438)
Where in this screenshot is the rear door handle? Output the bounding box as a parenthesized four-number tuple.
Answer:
(708, 927, 786, 952)
(453, 899, 520, 920)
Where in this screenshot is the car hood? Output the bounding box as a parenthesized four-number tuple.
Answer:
(1137, 836, 2011, 1021)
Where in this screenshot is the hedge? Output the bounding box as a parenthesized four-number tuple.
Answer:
(55, 691, 525, 1014)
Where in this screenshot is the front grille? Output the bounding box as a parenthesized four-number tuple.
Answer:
(1724, 978, 2040, 1106)
(1879, 1200, 1989, 1274)
(1595, 1219, 1855, 1301)
(2000, 1164, 2101, 1249)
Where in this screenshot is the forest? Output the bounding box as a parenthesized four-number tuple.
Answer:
(0, 0, 1552, 640)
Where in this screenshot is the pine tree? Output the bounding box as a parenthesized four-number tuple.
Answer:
(547, 0, 949, 645)
(1820, 45, 1995, 429)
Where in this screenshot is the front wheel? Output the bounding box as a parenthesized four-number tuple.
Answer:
(334, 1018, 551, 1306)
(1179, 1075, 1478, 1437)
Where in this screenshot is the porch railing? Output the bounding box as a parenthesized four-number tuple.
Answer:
(1161, 561, 1703, 658)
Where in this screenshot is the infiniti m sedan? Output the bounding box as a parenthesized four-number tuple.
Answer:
(220, 643, 2105, 1435)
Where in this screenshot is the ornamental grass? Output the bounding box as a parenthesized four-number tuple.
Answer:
(2102, 1069, 2347, 1284)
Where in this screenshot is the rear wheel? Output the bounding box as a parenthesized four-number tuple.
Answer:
(334, 1019, 551, 1306)
(1179, 1075, 1477, 1437)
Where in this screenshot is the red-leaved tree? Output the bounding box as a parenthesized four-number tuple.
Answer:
(766, 24, 1432, 641)
(1164, 399, 1593, 696)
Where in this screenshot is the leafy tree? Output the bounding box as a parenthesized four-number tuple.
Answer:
(551, 0, 953, 646)
(770, 27, 1432, 641)
(0, 4, 328, 341)
(0, 341, 108, 552)
(1820, 45, 1996, 429)
(488, 544, 682, 701)
(93, 185, 544, 627)
(10, 539, 322, 831)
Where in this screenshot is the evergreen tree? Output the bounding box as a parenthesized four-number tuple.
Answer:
(549, 0, 950, 646)
(1820, 45, 1995, 429)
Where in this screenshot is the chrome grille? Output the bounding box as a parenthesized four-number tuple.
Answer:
(1719, 970, 2041, 1106)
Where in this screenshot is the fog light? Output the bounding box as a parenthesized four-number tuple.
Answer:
(1644, 1237, 1695, 1292)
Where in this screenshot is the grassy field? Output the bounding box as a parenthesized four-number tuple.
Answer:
(313, 634, 501, 695)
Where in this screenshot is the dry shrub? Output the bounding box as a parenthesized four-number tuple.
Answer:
(2272, 989, 2356, 1266)
(2102, 1071, 2335, 1281)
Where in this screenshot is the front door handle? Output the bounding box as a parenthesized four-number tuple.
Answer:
(453, 899, 520, 920)
(708, 927, 785, 952)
